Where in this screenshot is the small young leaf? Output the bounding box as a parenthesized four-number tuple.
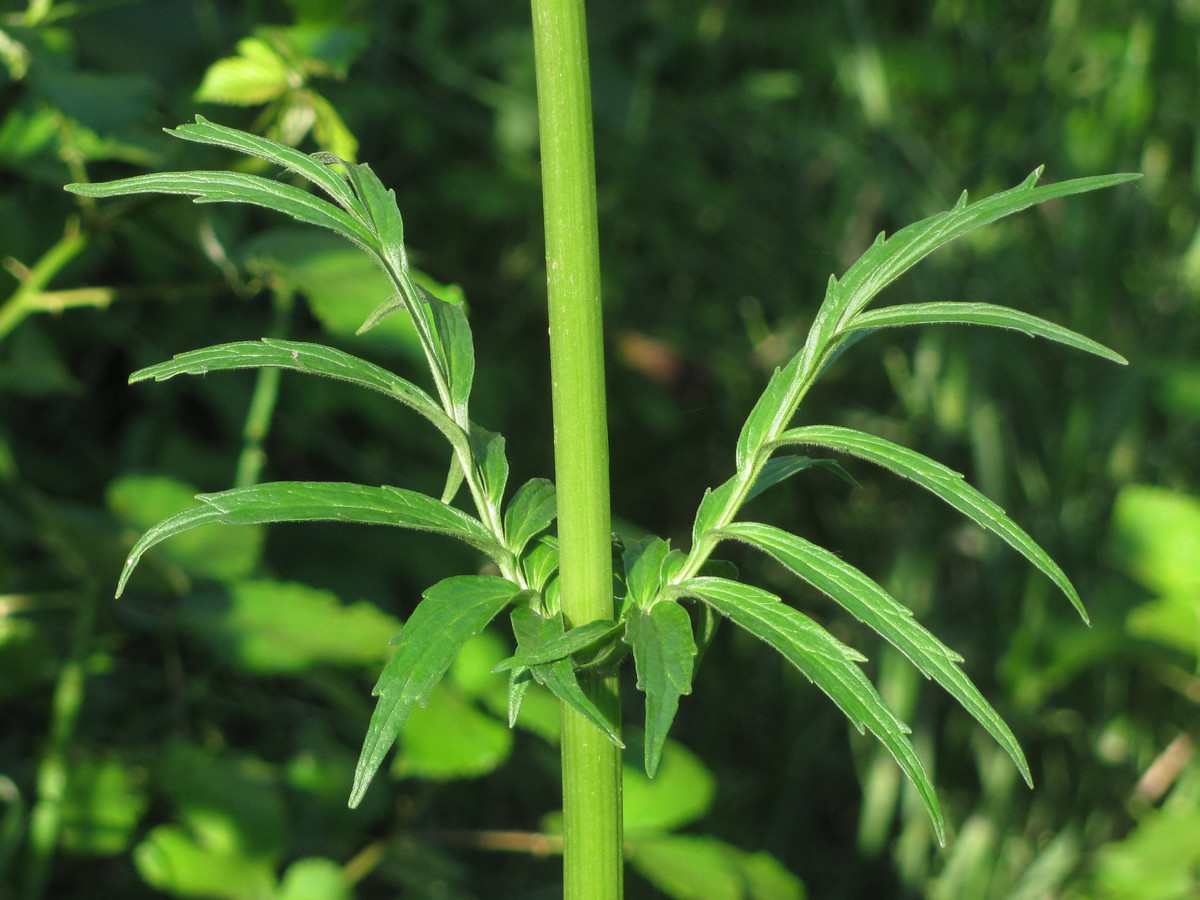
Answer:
(509, 608, 623, 747)
(692, 479, 736, 547)
(503, 479, 557, 557)
(65, 170, 376, 252)
(429, 295, 474, 424)
(470, 425, 509, 519)
(492, 619, 620, 672)
(349, 575, 522, 807)
(356, 291, 406, 335)
(676, 576, 945, 844)
(521, 536, 560, 595)
(734, 357, 801, 474)
(117, 481, 503, 596)
(625, 601, 697, 777)
(718, 520, 1032, 787)
(336, 158, 408, 276)
(622, 536, 673, 609)
(774, 424, 1088, 622)
(130, 338, 465, 452)
(843, 301, 1128, 365)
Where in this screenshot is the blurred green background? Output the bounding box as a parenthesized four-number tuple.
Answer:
(1, 0, 1197, 897)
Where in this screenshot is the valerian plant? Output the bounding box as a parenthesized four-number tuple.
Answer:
(66, 116, 1137, 859)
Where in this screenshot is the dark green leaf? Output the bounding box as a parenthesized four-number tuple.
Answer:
(719, 521, 1032, 787)
(470, 425, 508, 519)
(509, 608, 623, 747)
(774, 424, 1087, 622)
(492, 619, 620, 672)
(324, 157, 408, 277)
(844, 302, 1128, 365)
(622, 536, 673, 609)
(117, 482, 501, 597)
(521, 536, 560, 595)
(503, 479, 557, 557)
(349, 575, 522, 807)
(676, 576, 944, 844)
(429, 295, 474, 424)
(625, 601, 696, 777)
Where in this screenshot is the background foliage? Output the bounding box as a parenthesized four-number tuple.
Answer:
(1, 0, 1197, 897)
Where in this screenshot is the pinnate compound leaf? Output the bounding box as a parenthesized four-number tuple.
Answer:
(844, 302, 1128, 365)
(676, 576, 945, 844)
(509, 608, 623, 747)
(775, 425, 1087, 622)
(130, 338, 463, 450)
(64, 170, 376, 251)
(503, 479, 556, 557)
(824, 169, 1142, 325)
(117, 482, 501, 597)
(349, 575, 522, 807)
(718, 521, 1032, 787)
(625, 601, 696, 777)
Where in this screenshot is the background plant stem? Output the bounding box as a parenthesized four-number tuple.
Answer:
(529, 0, 623, 896)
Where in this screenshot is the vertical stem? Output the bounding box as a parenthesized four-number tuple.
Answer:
(530, 0, 623, 897)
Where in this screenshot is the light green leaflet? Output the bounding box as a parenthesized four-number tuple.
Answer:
(676, 576, 945, 844)
(772, 424, 1088, 623)
(130, 338, 466, 454)
(717, 520, 1032, 787)
(116, 482, 504, 597)
(842, 302, 1128, 365)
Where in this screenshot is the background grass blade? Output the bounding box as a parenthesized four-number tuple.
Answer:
(844, 302, 1128, 364)
(774, 425, 1088, 622)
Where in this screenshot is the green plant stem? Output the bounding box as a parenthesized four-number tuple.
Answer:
(23, 586, 99, 900)
(234, 292, 293, 488)
(530, 0, 623, 896)
(0, 220, 103, 343)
